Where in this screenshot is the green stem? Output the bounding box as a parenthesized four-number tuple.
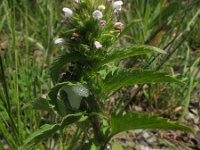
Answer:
(11, 0, 22, 145)
(100, 135, 112, 150)
(87, 96, 105, 146)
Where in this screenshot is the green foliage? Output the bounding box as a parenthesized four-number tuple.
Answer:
(101, 45, 165, 65)
(101, 69, 183, 94)
(110, 112, 193, 136)
(50, 53, 86, 82)
(45, 0, 192, 149)
(48, 82, 86, 114)
(0, 0, 198, 149)
(149, 2, 180, 28)
(31, 98, 55, 113)
(0, 117, 17, 149)
(0, 0, 60, 148)
(19, 113, 86, 150)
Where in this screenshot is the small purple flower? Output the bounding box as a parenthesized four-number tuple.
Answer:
(94, 41, 102, 49)
(99, 20, 106, 28)
(114, 22, 124, 30)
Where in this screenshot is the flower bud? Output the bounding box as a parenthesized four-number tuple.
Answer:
(114, 22, 124, 30)
(94, 41, 102, 49)
(99, 20, 106, 28)
(62, 8, 73, 18)
(98, 5, 106, 11)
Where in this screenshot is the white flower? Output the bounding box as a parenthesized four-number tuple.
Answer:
(74, 0, 80, 3)
(54, 38, 64, 45)
(92, 10, 103, 20)
(113, 1, 123, 10)
(98, 5, 106, 11)
(62, 8, 73, 18)
(94, 41, 102, 49)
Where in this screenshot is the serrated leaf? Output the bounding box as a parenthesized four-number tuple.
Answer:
(110, 113, 193, 136)
(19, 113, 85, 150)
(101, 45, 165, 65)
(50, 53, 85, 82)
(102, 69, 183, 94)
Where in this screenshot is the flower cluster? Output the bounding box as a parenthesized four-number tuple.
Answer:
(54, 0, 124, 51)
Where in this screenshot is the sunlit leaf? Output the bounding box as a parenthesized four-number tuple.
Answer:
(48, 82, 85, 111)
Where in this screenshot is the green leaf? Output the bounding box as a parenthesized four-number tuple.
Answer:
(48, 82, 82, 111)
(49, 82, 74, 102)
(101, 45, 165, 65)
(101, 69, 183, 94)
(61, 85, 82, 110)
(19, 113, 85, 150)
(50, 53, 84, 82)
(20, 124, 59, 150)
(110, 113, 193, 136)
(31, 98, 55, 113)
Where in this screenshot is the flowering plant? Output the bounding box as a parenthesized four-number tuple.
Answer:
(21, 0, 192, 149)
